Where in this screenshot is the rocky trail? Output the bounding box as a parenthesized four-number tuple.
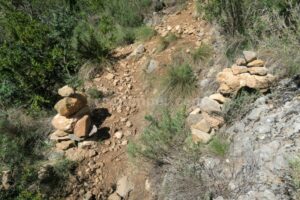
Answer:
(49, 1, 219, 199)
(46, 1, 300, 200)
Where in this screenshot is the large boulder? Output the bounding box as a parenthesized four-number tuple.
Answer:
(54, 94, 87, 117)
(51, 114, 77, 132)
(58, 85, 74, 97)
(74, 115, 91, 138)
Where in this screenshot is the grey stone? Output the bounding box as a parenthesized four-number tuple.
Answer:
(199, 97, 221, 114)
(243, 51, 257, 62)
(146, 59, 159, 73)
(116, 176, 134, 198)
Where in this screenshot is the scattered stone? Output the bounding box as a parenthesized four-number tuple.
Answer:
(74, 115, 91, 138)
(79, 141, 98, 149)
(106, 73, 115, 80)
(247, 59, 265, 68)
(200, 97, 222, 114)
(56, 140, 75, 151)
(121, 140, 128, 146)
(58, 85, 75, 97)
(65, 148, 86, 162)
(191, 128, 212, 144)
(116, 176, 134, 198)
(243, 51, 257, 62)
(114, 131, 123, 139)
(108, 193, 121, 200)
(125, 121, 133, 128)
(146, 59, 159, 73)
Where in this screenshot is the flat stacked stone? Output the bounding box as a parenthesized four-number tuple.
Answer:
(50, 85, 96, 151)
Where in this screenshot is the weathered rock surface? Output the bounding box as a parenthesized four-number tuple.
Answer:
(199, 97, 222, 114)
(51, 114, 77, 132)
(74, 115, 91, 138)
(54, 95, 87, 117)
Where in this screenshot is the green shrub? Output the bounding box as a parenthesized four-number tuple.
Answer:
(134, 26, 156, 41)
(290, 156, 300, 198)
(102, 0, 152, 27)
(71, 16, 115, 61)
(223, 88, 260, 123)
(163, 63, 197, 98)
(192, 44, 213, 63)
(208, 136, 229, 157)
(0, 109, 49, 199)
(0, 3, 80, 109)
(115, 26, 136, 45)
(127, 108, 187, 164)
(157, 33, 178, 52)
(87, 88, 104, 99)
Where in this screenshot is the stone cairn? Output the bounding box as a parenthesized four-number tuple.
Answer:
(189, 51, 276, 143)
(50, 86, 97, 151)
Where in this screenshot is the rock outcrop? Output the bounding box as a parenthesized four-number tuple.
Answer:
(188, 51, 276, 143)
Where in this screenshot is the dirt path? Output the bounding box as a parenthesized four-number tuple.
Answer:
(64, 1, 217, 199)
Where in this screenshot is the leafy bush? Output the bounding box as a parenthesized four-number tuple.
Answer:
(127, 108, 187, 165)
(157, 33, 178, 52)
(87, 88, 104, 99)
(163, 63, 197, 98)
(0, 3, 80, 109)
(290, 156, 300, 199)
(223, 87, 260, 123)
(134, 26, 156, 41)
(0, 109, 48, 199)
(208, 136, 229, 157)
(71, 16, 115, 61)
(192, 44, 213, 63)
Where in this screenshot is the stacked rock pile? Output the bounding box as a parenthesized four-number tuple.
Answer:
(50, 86, 97, 150)
(217, 51, 275, 94)
(189, 51, 276, 143)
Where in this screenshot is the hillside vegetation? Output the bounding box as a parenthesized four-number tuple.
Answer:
(0, 0, 300, 199)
